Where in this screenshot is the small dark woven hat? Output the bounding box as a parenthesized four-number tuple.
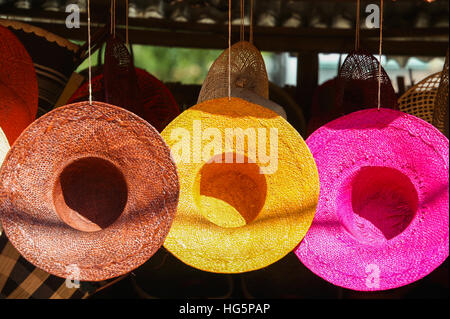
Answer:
(335, 50, 398, 114)
(0, 102, 179, 281)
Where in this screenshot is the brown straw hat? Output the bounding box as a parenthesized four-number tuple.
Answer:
(0, 102, 179, 281)
(197, 41, 269, 103)
(398, 72, 441, 124)
(432, 51, 449, 137)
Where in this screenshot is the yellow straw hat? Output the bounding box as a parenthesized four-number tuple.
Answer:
(161, 97, 319, 273)
(398, 72, 441, 124)
(0, 127, 9, 235)
(0, 127, 8, 167)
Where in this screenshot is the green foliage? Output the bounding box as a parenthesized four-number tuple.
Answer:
(76, 43, 223, 84)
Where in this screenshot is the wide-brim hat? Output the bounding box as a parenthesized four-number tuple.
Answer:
(161, 97, 319, 273)
(398, 72, 441, 125)
(0, 82, 34, 145)
(296, 108, 449, 291)
(0, 126, 8, 235)
(0, 127, 8, 167)
(231, 87, 287, 119)
(0, 19, 79, 116)
(68, 67, 180, 132)
(197, 41, 269, 103)
(0, 25, 38, 120)
(0, 101, 179, 281)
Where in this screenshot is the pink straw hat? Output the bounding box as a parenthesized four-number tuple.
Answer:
(296, 108, 449, 291)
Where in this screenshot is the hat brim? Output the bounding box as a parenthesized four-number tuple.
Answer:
(162, 97, 319, 273)
(0, 25, 38, 120)
(0, 102, 179, 281)
(296, 108, 449, 291)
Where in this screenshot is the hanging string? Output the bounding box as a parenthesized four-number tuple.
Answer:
(113, 0, 116, 38)
(126, 0, 129, 49)
(87, 0, 92, 105)
(355, 0, 360, 51)
(240, 0, 245, 42)
(377, 0, 383, 110)
(250, 0, 254, 44)
(110, 0, 113, 35)
(228, 0, 231, 101)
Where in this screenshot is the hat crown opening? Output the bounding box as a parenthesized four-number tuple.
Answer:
(337, 166, 418, 245)
(53, 157, 128, 232)
(195, 152, 267, 228)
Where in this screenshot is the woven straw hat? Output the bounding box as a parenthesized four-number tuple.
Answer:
(398, 72, 441, 124)
(432, 51, 449, 137)
(0, 19, 79, 116)
(0, 127, 8, 235)
(0, 102, 179, 281)
(0, 127, 8, 166)
(0, 26, 38, 144)
(161, 97, 319, 273)
(296, 108, 449, 291)
(231, 87, 287, 119)
(335, 50, 398, 113)
(0, 25, 38, 119)
(69, 67, 180, 132)
(198, 41, 269, 103)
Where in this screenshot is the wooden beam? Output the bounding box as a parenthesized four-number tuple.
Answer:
(0, 10, 447, 56)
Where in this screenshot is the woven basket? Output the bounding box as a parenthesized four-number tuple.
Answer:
(398, 72, 441, 125)
(432, 51, 449, 137)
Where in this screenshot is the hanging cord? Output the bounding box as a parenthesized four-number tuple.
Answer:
(377, 0, 383, 110)
(228, 0, 232, 101)
(126, 0, 129, 49)
(240, 0, 245, 42)
(87, 0, 92, 105)
(110, 0, 113, 35)
(113, 0, 116, 38)
(355, 0, 360, 51)
(250, 0, 254, 44)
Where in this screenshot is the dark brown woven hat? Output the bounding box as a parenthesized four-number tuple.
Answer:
(0, 101, 179, 281)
